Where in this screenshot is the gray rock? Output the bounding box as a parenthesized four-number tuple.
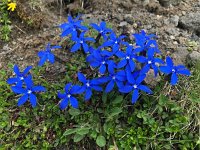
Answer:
(172, 47, 189, 64)
(187, 51, 200, 64)
(165, 27, 180, 36)
(119, 21, 128, 27)
(144, 69, 161, 87)
(170, 15, 179, 26)
(158, 0, 182, 7)
(164, 15, 179, 26)
(179, 12, 200, 35)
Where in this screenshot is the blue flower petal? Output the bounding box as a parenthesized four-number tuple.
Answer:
(38, 55, 47, 66)
(166, 56, 174, 68)
(159, 66, 171, 74)
(92, 85, 103, 91)
(138, 85, 153, 94)
(7, 77, 18, 84)
(17, 94, 28, 106)
(82, 43, 89, 53)
(24, 75, 33, 88)
(58, 92, 66, 99)
(117, 59, 127, 68)
(126, 71, 135, 84)
(23, 66, 32, 75)
(132, 89, 139, 104)
(119, 85, 132, 93)
(90, 23, 101, 31)
(30, 94, 37, 107)
(13, 65, 21, 76)
(177, 69, 191, 76)
(115, 51, 125, 58)
(170, 73, 178, 85)
(105, 80, 115, 93)
(136, 74, 146, 84)
(99, 64, 106, 74)
(140, 64, 150, 75)
(85, 89, 92, 100)
(71, 43, 81, 52)
(70, 85, 82, 94)
(78, 72, 87, 83)
(60, 98, 69, 110)
(70, 96, 78, 108)
(65, 83, 72, 92)
(128, 60, 135, 72)
(48, 53, 55, 64)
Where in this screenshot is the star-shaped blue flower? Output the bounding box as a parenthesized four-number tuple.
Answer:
(140, 48, 164, 76)
(11, 75, 46, 107)
(77, 72, 103, 100)
(58, 83, 82, 110)
(90, 21, 112, 40)
(86, 49, 113, 74)
(38, 43, 62, 66)
(133, 30, 161, 54)
(101, 32, 128, 54)
(116, 45, 146, 72)
(7, 65, 32, 87)
(119, 73, 153, 103)
(59, 15, 88, 39)
(71, 32, 95, 53)
(100, 61, 126, 93)
(159, 56, 191, 85)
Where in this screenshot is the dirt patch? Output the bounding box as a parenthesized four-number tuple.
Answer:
(0, 0, 200, 71)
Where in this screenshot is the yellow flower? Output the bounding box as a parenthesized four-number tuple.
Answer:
(7, 2, 16, 11)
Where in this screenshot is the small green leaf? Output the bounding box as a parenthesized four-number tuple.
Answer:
(112, 95, 123, 104)
(102, 92, 107, 104)
(109, 107, 122, 118)
(69, 108, 80, 116)
(96, 135, 106, 147)
(76, 127, 90, 135)
(63, 129, 77, 136)
(73, 134, 85, 142)
(159, 94, 168, 106)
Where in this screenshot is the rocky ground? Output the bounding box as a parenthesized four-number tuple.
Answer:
(0, 0, 200, 73)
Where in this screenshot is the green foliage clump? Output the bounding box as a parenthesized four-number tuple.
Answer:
(0, 61, 199, 149)
(0, 0, 13, 41)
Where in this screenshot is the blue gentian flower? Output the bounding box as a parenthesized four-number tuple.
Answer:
(86, 49, 113, 74)
(7, 65, 32, 87)
(58, 83, 82, 110)
(77, 72, 103, 100)
(101, 61, 126, 93)
(90, 21, 112, 40)
(140, 48, 164, 76)
(71, 32, 95, 53)
(159, 56, 191, 85)
(133, 30, 161, 54)
(116, 45, 146, 72)
(119, 73, 153, 103)
(102, 32, 127, 54)
(133, 30, 156, 47)
(59, 15, 88, 38)
(11, 75, 46, 107)
(38, 43, 62, 66)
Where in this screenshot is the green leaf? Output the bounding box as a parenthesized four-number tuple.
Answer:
(63, 129, 77, 136)
(112, 95, 123, 104)
(159, 94, 168, 106)
(102, 92, 107, 104)
(108, 107, 122, 118)
(90, 130, 97, 139)
(73, 134, 85, 142)
(76, 127, 90, 135)
(96, 135, 106, 147)
(69, 108, 80, 116)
